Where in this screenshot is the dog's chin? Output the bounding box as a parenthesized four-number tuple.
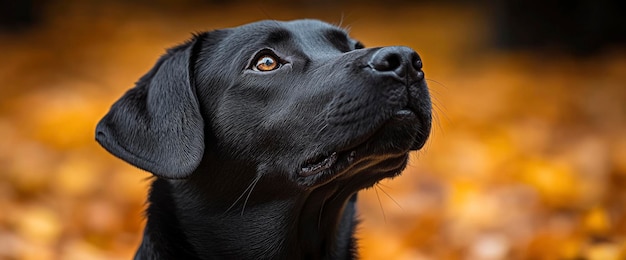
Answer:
(296, 108, 429, 188)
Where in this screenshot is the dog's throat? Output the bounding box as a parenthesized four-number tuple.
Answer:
(299, 152, 338, 176)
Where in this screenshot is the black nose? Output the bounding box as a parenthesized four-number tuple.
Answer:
(368, 46, 422, 81)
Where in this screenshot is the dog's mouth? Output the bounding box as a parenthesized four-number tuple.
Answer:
(300, 152, 339, 177)
(298, 108, 426, 179)
(299, 149, 360, 178)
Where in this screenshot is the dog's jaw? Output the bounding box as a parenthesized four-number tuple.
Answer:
(295, 103, 429, 189)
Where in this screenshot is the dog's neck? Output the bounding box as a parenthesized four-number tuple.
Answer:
(136, 158, 359, 259)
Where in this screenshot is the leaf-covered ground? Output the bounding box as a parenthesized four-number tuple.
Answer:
(0, 2, 624, 259)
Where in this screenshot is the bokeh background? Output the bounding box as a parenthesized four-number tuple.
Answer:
(1, 0, 625, 259)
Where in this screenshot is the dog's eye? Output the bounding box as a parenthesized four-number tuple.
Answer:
(254, 55, 280, 71)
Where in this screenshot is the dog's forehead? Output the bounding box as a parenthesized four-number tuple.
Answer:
(232, 19, 349, 44)
(239, 19, 342, 33)
(281, 19, 342, 33)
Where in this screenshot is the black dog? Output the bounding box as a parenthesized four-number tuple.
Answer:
(96, 19, 431, 259)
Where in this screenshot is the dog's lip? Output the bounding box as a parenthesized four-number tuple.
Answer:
(393, 108, 416, 119)
(298, 149, 361, 177)
(299, 152, 338, 177)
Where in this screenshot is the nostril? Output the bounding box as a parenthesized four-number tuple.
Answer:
(372, 53, 402, 72)
(385, 53, 402, 71)
(412, 53, 422, 70)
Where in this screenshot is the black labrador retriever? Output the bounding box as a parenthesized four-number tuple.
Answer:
(96, 19, 431, 259)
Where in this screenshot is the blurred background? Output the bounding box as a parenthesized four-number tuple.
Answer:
(0, 0, 625, 259)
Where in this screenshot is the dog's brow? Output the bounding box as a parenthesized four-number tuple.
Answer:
(324, 29, 351, 51)
(265, 29, 293, 44)
(325, 29, 349, 42)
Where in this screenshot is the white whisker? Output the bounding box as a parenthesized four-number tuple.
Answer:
(224, 175, 260, 215)
(374, 185, 387, 223)
(241, 174, 262, 216)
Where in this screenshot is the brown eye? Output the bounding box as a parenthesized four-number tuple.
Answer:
(254, 55, 279, 71)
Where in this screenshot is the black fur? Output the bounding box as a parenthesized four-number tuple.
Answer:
(96, 19, 431, 259)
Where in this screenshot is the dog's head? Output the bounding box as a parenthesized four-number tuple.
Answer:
(96, 19, 431, 192)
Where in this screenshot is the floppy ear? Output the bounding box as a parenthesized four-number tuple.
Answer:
(96, 34, 206, 179)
